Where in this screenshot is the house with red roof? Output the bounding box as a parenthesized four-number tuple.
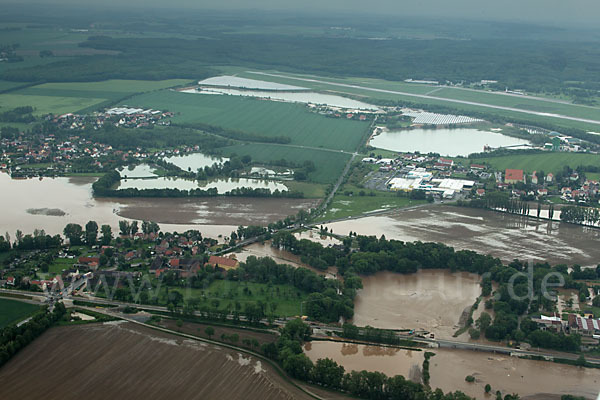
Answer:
(505, 169, 525, 185)
(438, 158, 454, 167)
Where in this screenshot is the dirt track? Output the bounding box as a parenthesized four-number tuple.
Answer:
(0, 322, 316, 400)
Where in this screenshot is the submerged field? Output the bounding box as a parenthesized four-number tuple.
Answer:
(0, 322, 315, 400)
(0, 298, 41, 328)
(125, 91, 370, 152)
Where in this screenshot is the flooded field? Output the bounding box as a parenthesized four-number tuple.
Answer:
(0, 173, 316, 237)
(117, 176, 288, 192)
(324, 205, 600, 266)
(118, 164, 158, 178)
(163, 152, 228, 171)
(304, 341, 425, 382)
(369, 128, 530, 157)
(184, 87, 379, 110)
(198, 75, 308, 90)
(295, 229, 342, 247)
(234, 241, 338, 279)
(0, 322, 316, 400)
(304, 341, 600, 399)
(353, 270, 481, 338)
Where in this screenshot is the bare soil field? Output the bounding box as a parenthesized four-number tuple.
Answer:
(0, 322, 315, 400)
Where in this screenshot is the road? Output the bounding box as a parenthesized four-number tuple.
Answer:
(316, 152, 357, 216)
(248, 71, 600, 126)
(3, 288, 598, 366)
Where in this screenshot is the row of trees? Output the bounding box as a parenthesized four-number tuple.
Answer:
(560, 205, 600, 226)
(0, 229, 62, 252)
(0, 303, 67, 368)
(271, 319, 481, 400)
(0, 106, 35, 123)
(63, 222, 112, 246)
(92, 170, 302, 199)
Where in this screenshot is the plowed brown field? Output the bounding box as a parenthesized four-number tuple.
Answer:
(0, 322, 316, 400)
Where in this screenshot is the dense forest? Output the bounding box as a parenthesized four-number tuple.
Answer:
(2, 33, 600, 96)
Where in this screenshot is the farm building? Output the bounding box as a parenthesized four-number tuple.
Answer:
(207, 255, 239, 271)
(505, 169, 525, 184)
(569, 314, 600, 336)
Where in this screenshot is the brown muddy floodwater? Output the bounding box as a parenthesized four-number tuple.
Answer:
(0, 174, 316, 237)
(324, 205, 600, 267)
(304, 341, 425, 383)
(234, 241, 338, 279)
(305, 341, 600, 399)
(353, 270, 481, 339)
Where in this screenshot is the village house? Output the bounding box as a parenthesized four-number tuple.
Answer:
(206, 255, 239, 271)
(531, 171, 538, 185)
(505, 169, 525, 185)
(77, 256, 100, 269)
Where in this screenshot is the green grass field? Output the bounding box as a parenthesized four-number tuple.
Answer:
(586, 172, 600, 181)
(158, 280, 308, 317)
(0, 93, 105, 115)
(284, 181, 328, 198)
(0, 298, 41, 328)
(466, 152, 600, 174)
(237, 71, 600, 132)
(0, 79, 192, 115)
(47, 258, 75, 275)
(0, 80, 30, 92)
(125, 91, 371, 152)
(322, 187, 425, 220)
(33, 79, 191, 93)
(219, 143, 351, 184)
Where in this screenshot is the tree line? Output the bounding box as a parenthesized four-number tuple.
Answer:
(268, 319, 490, 400)
(0, 303, 67, 368)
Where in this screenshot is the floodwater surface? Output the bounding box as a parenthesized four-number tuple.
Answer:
(369, 128, 530, 157)
(304, 341, 600, 399)
(324, 205, 600, 266)
(117, 177, 288, 192)
(353, 270, 481, 338)
(185, 87, 379, 110)
(234, 242, 338, 279)
(198, 75, 308, 91)
(0, 173, 316, 237)
(163, 152, 228, 171)
(304, 341, 425, 383)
